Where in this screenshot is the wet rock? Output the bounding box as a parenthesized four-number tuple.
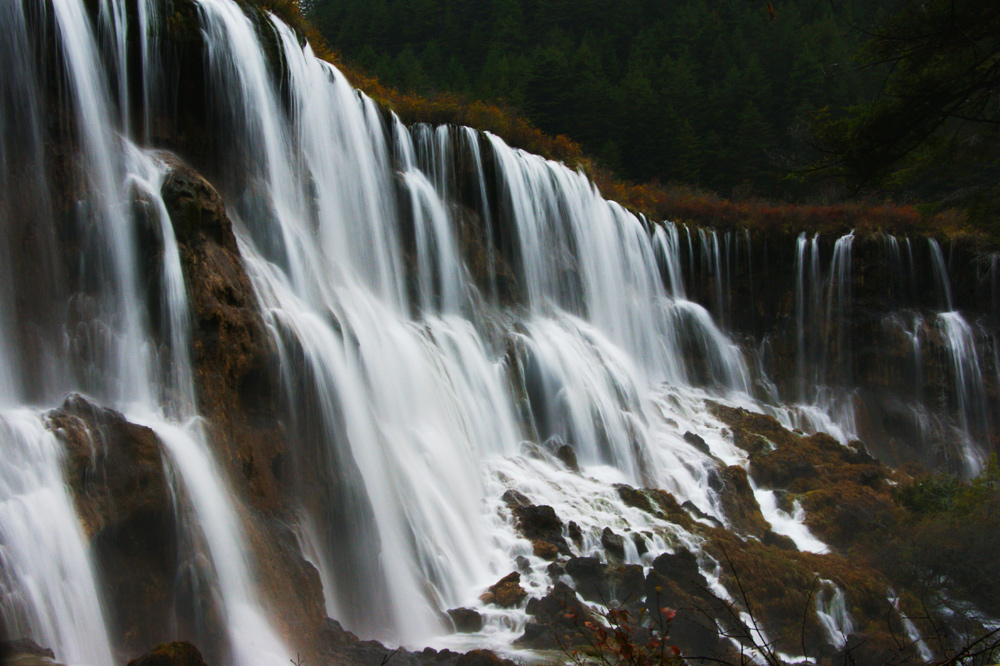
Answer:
(126, 642, 207, 666)
(447, 608, 484, 633)
(480, 572, 527, 607)
(508, 503, 570, 554)
(715, 466, 769, 537)
(616, 484, 655, 513)
(160, 158, 282, 513)
(532, 540, 559, 560)
(681, 500, 723, 527)
(565, 557, 643, 604)
(454, 649, 517, 666)
(601, 527, 626, 559)
(683, 431, 712, 456)
(631, 532, 648, 556)
(644, 549, 724, 657)
(565, 556, 604, 597)
(318, 617, 360, 649)
(515, 555, 530, 572)
(45, 395, 179, 657)
(517, 581, 596, 650)
(555, 444, 579, 471)
(567, 521, 583, 544)
(0, 639, 61, 666)
(501, 489, 529, 508)
(46, 394, 167, 538)
(546, 561, 565, 579)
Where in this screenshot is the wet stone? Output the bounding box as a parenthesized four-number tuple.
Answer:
(447, 608, 484, 633)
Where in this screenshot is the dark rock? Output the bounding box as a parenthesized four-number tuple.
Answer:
(762, 529, 798, 551)
(683, 431, 712, 456)
(515, 581, 596, 650)
(567, 521, 583, 544)
(447, 608, 484, 633)
(715, 466, 769, 537)
(480, 572, 527, 607)
(509, 503, 570, 554)
(46, 394, 167, 538)
(0, 639, 56, 662)
(681, 500, 723, 527)
(319, 618, 360, 649)
(644, 549, 724, 657)
(565, 556, 604, 599)
(773, 489, 795, 513)
(454, 649, 517, 666)
(858, 467, 883, 487)
(546, 561, 565, 578)
(601, 527, 626, 559)
(126, 642, 207, 666)
(45, 395, 180, 657)
(616, 484, 655, 513)
(515, 555, 530, 572)
(565, 557, 643, 604)
(650, 548, 700, 582)
(555, 444, 579, 471)
(632, 532, 648, 556)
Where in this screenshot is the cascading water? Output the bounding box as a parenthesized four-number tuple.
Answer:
(1, 0, 998, 663)
(1, 2, 293, 664)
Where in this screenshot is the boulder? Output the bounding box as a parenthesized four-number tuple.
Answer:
(516, 582, 597, 650)
(447, 608, 484, 633)
(46, 394, 167, 538)
(507, 502, 570, 554)
(564, 557, 643, 604)
(45, 395, 178, 657)
(644, 549, 726, 657)
(480, 572, 527, 607)
(555, 444, 579, 472)
(126, 642, 207, 666)
(601, 527, 626, 559)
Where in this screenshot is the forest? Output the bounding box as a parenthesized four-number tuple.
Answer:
(306, 0, 1000, 231)
(306, 0, 885, 195)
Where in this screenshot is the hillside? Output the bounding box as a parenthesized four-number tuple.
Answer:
(307, 0, 886, 195)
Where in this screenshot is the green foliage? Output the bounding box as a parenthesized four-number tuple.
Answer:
(306, 0, 885, 196)
(881, 456, 1000, 617)
(894, 455, 1000, 515)
(813, 0, 1000, 230)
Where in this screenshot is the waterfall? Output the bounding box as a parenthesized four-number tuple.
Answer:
(0, 411, 115, 666)
(814, 580, 856, 649)
(1, 0, 998, 663)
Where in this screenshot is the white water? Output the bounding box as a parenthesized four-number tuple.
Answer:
(0, 2, 293, 663)
(0, 410, 115, 666)
(815, 580, 856, 650)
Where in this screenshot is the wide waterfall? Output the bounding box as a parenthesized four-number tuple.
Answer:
(1, 1, 998, 665)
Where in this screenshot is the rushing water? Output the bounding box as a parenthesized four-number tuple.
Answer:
(0, 0, 996, 664)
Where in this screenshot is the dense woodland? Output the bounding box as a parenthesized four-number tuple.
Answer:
(305, 0, 1000, 236)
(306, 0, 887, 195)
